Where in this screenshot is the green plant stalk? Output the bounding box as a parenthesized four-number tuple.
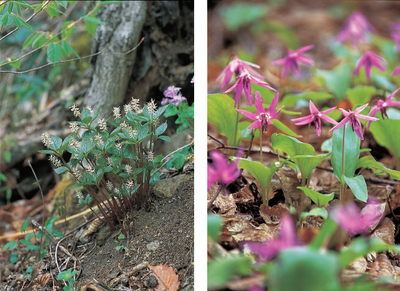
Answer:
(340, 127, 346, 203)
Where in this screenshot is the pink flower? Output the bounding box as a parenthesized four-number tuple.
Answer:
(162, 86, 187, 105)
(329, 104, 379, 140)
(245, 214, 301, 262)
(392, 66, 400, 77)
(207, 151, 241, 190)
(216, 54, 265, 90)
(291, 100, 338, 136)
(224, 70, 276, 108)
(272, 45, 315, 78)
(390, 31, 400, 52)
(335, 12, 374, 48)
(332, 199, 384, 234)
(352, 51, 387, 82)
(236, 91, 283, 133)
(367, 88, 400, 129)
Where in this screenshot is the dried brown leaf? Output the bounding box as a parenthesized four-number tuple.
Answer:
(369, 253, 394, 278)
(148, 264, 180, 291)
(259, 203, 289, 225)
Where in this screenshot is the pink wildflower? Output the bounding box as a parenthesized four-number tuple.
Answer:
(392, 66, 400, 77)
(329, 104, 379, 140)
(236, 91, 283, 133)
(332, 199, 384, 234)
(352, 51, 387, 82)
(216, 54, 265, 90)
(272, 45, 315, 78)
(207, 151, 241, 190)
(224, 70, 276, 108)
(367, 88, 400, 129)
(291, 100, 338, 136)
(335, 11, 374, 48)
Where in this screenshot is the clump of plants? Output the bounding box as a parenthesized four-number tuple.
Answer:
(40, 98, 170, 238)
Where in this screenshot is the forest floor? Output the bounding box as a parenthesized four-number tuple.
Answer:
(0, 173, 194, 291)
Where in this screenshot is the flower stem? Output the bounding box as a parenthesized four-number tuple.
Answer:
(259, 127, 263, 165)
(340, 126, 346, 203)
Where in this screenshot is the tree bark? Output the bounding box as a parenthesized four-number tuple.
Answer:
(83, 1, 147, 118)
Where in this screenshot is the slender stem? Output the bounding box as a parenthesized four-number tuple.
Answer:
(259, 127, 263, 165)
(340, 126, 346, 203)
(233, 103, 240, 148)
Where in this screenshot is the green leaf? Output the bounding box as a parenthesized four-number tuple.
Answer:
(32, 32, 47, 48)
(282, 92, 333, 108)
(47, 42, 62, 62)
(54, 167, 68, 174)
(357, 155, 400, 180)
(56, 0, 68, 8)
(321, 137, 332, 152)
(270, 248, 340, 291)
(316, 62, 351, 100)
(84, 19, 98, 35)
(158, 135, 171, 142)
(272, 119, 300, 137)
(339, 237, 395, 269)
(61, 21, 74, 39)
(81, 137, 95, 154)
(155, 122, 167, 136)
(208, 214, 222, 242)
(207, 254, 252, 289)
(346, 86, 379, 106)
(343, 175, 368, 202)
(331, 123, 360, 184)
(12, 15, 33, 31)
(1, 12, 14, 27)
(300, 207, 328, 220)
(10, 252, 18, 263)
(291, 154, 329, 183)
(236, 158, 276, 195)
(81, 15, 105, 26)
(221, 2, 268, 31)
(370, 118, 400, 169)
(298, 187, 334, 207)
(252, 19, 299, 49)
(21, 219, 29, 232)
(309, 218, 338, 250)
(4, 240, 17, 250)
(208, 94, 241, 146)
(272, 133, 315, 157)
(3, 57, 21, 69)
(50, 135, 63, 150)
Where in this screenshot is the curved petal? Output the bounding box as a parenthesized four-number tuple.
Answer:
(338, 108, 350, 116)
(315, 118, 322, 136)
(281, 62, 290, 78)
(354, 103, 369, 114)
(309, 100, 319, 114)
(255, 92, 265, 114)
(330, 116, 350, 132)
(209, 151, 228, 171)
(391, 66, 400, 77)
(248, 121, 262, 130)
(321, 106, 337, 114)
(295, 55, 314, 66)
(290, 61, 300, 77)
(320, 114, 339, 125)
(236, 109, 258, 121)
(207, 164, 219, 190)
(270, 105, 284, 120)
(267, 92, 280, 114)
(244, 81, 253, 106)
(295, 45, 315, 54)
(234, 80, 244, 108)
(386, 88, 400, 102)
(272, 57, 288, 66)
(291, 115, 314, 125)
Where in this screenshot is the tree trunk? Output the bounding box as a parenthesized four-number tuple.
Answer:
(83, 1, 147, 118)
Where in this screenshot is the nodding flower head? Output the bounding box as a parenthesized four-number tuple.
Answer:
(49, 155, 62, 167)
(70, 104, 81, 118)
(124, 104, 132, 115)
(41, 132, 52, 148)
(113, 107, 121, 119)
(98, 118, 108, 132)
(147, 99, 157, 114)
(69, 122, 80, 134)
(125, 164, 133, 175)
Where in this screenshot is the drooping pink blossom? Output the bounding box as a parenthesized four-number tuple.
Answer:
(352, 51, 387, 82)
(236, 91, 283, 133)
(216, 54, 265, 90)
(272, 45, 315, 78)
(245, 214, 301, 262)
(291, 100, 338, 136)
(207, 151, 241, 190)
(335, 11, 375, 48)
(367, 88, 400, 129)
(329, 104, 379, 140)
(332, 199, 384, 234)
(224, 70, 276, 108)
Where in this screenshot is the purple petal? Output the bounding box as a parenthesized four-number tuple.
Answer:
(321, 106, 337, 115)
(320, 114, 339, 125)
(248, 121, 262, 130)
(295, 55, 314, 66)
(386, 88, 400, 102)
(330, 116, 350, 132)
(295, 45, 315, 54)
(267, 92, 280, 113)
(354, 103, 369, 114)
